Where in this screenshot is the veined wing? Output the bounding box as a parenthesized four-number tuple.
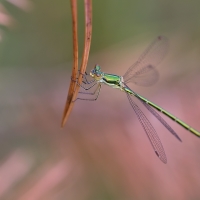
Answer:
(123, 36, 169, 86)
(139, 97, 182, 142)
(126, 93, 167, 163)
(124, 65, 159, 86)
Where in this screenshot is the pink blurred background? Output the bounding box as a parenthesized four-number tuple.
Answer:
(0, 0, 200, 200)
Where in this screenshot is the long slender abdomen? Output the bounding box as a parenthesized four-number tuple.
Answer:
(136, 94, 200, 137)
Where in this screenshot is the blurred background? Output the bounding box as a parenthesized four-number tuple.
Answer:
(0, 0, 200, 199)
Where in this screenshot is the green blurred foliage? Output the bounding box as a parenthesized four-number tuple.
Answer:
(0, 0, 200, 67)
(0, 1, 200, 200)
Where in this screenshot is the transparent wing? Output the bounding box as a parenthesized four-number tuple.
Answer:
(126, 93, 167, 163)
(124, 64, 159, 86)
(140, 99, 182, 142)
(124, 36, 169, 86)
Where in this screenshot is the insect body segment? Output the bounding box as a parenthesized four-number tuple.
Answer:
(76, 36, 200, 163)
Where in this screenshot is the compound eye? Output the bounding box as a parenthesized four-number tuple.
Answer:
(90, 70, 94, 75)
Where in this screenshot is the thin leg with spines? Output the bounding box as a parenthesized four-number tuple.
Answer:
(82, 73, 95, 84)
(73, 84, 102, 102)
(71, 76, 97, 90)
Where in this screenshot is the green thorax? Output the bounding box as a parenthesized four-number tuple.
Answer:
(102, 73, 122, 87)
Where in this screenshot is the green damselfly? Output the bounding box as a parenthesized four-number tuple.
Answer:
(76, 36, 200, 163)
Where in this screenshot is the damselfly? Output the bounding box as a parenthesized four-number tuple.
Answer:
(75, 36, 200, 163)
